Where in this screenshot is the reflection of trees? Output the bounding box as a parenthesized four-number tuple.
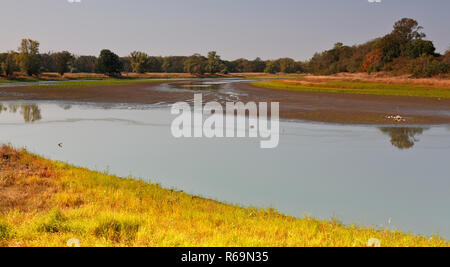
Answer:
(59, 104, 72, 110)
(0, 104, 42, 123)
(20, 105, 42, 123)
(380, 127, 427, 150)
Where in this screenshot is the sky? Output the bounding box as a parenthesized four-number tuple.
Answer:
(0, 0, 449, 60)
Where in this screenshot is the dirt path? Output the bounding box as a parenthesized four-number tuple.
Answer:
(1, 81, 450, 124)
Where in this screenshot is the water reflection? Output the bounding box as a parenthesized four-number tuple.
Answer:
(380, 127, 427, 150)
(168, 81, 225, 91)
(0, 104, 42, 123)
(59, 104, 72, 110)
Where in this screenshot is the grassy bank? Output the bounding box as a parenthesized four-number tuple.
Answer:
(28, 79, 168, 89)
(253, 79, 450, 98)
(0, 145, 447, 247)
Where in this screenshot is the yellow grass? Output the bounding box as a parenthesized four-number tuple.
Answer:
(253, 75, 450, 98)
(0, 145, 447, 247)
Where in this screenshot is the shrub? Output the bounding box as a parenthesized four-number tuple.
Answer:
(409, 55, 448, 77)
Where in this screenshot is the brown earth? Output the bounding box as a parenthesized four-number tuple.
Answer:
(0, 146, 58, 213)
(1, 80, 450, 125)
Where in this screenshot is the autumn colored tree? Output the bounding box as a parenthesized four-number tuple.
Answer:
(129, 51, 151, 73)
(362, 49, 383, 73)
(18, 39, 41, 76)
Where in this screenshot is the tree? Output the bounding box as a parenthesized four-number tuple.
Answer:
(184, 54, 206, 75)
(72, 56, 97, 73)
(206, 51, 222, 74)
(392, 18, 426, 45)
(444, 49, 450, 65)
(251, 57, 266, 72)
(162, 56, 186, 73)
(279, 58, 297, 73)
(129, 51, 150, 73)
(361, 49, 383, 73)
(264, 60, 280, 74)
(95, 49, 123, 76)
(54, 51, 74, 76)
(18, 39, 41, 76)
(1, 51, 17, 77)
(405, 39, 436, 59)
(40, 52, 55, 72)
(378, 34, 402, 63)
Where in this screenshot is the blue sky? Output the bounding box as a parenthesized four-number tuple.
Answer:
(1, 0, 449, 60)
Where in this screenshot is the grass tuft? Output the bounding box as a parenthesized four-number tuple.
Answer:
(0, 221, 14, 240)
(93, 216, 141, 243)
(35, 209, 69, 233)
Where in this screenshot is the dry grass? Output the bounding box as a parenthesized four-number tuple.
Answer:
(253, 75, 450, 98)
(305, 73, 450, 88)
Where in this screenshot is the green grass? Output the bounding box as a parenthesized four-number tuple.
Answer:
(29, 79, 167, 89)
(0, 145, 447, 247)
(252, 80, 450, 98)
(0, 77, 42, 84)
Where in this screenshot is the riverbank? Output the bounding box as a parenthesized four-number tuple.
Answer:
(1, 76, 450, 125)
(0, 145, 446, 247)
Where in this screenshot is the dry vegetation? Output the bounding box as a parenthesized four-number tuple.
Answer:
(253, 73, 450, 98)
(306, 73, 450, 88)
(0, 145, 447, 247)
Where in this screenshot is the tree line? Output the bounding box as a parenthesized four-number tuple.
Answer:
(306, 18, 449, 77)
(1, 18, 448, 78)
(0, 41, 302, 78)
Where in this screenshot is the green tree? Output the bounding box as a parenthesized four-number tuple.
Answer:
(279, 58, 297, 73)
(162, 56, 186, 73)
(1, 51, 17, 77)
(95, 49, 123, 76)
(54, 51, 74, 76)
(251, 57, 266, 72)
(73, 56, 97, 73)
(206, 51, 222, 74)
(184, 54, 206, 75)
(378, 34, 402, 63)
(18, 39, 41, 76)
(264, 60, 280, 74)
(392, 18, 426, 45)
(129, 51, 150, 73)
(405, 39, 436, 59)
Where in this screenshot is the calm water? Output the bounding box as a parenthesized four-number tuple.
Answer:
(1, 100, 450, 238)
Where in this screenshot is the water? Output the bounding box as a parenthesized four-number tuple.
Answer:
(1, 100, 450, 239)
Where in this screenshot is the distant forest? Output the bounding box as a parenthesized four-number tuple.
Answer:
(1, 18, 449, 78)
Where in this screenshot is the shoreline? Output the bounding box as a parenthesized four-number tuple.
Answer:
(0, 79, 450, 125)
(0, 145, 447, 247)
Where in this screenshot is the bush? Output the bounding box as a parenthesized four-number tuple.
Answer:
(409, 55, 448, 78)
